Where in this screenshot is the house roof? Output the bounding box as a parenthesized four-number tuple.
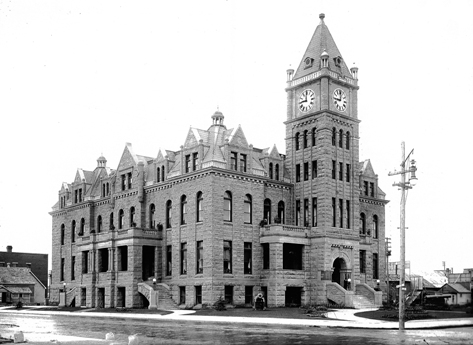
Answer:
(7, 286, 32, 294)
(442, 283, 471, 294)
(0, 267, 38, 285)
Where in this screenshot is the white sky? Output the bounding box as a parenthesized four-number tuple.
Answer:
(1, 0, 472, 274)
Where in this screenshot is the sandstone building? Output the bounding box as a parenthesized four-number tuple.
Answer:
(50, 14, 387, 309)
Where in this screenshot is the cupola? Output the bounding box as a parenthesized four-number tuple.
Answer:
(211, 109, 225, 126)
(97, 155, 107, 168)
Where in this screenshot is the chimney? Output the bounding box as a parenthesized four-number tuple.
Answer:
(6, 245, 12, 252)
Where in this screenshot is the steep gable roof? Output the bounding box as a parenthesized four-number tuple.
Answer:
(360, 159, 376, 177)
(294, 14, 352, 80)
(228, 125, 248, 147)
(0, 267, 37, 285)
(269, 145, 281, 159)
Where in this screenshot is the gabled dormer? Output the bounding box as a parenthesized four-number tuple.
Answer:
(261, 145, 284, 181)
(58, 182, 70, 209)
(359, 159, 385, 200)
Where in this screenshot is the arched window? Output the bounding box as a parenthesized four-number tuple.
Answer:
(180, 195, 187, 225)
(157, 167, 161, 182)
(346, 131, 350, 150)
(269, 163, 273, 179)
(196, 192, 203, 222)
(102, 184, 106, 197)
(149, 204, 155, 228)
(275, 164, 279, 181)
(107, 183, 109, 195)
(71, 220, 76, 242)
(224, 191, 232, 222)
(295, 132, 300, 150)
(244, 194, 252, 224)
(119, 209, 124, 229)
(264, 199, 271, 224)
(61, 224, 65, 245)
(332, 127, 336, 146)
(161, 165, 165, 182)
(165, 200, 172, 228)
(312, 127, 316, 146)
(109, 212, 114, 230)
(130, 207, 136, 227)
(360, 213, 366, 235)
(97, 215, 102, 233)
(278, 201, 285, 224)
(373, 215, 379, 239)
(339, 129, 343, 148)
(80, 218, 85, 235)
(303, 130, 308, 148)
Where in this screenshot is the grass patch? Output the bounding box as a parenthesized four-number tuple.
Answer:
(355, 309, 473, 322)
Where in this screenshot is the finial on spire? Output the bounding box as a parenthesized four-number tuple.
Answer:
(319, 13, 325, 21)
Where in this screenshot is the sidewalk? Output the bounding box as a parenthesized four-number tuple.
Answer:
(1, 305, 472, 330)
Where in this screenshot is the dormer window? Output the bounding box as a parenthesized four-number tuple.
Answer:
(333, 56, 343, 67)
(303, 57, 314, 69)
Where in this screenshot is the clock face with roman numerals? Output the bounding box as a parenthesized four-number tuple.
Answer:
(333, 88, 347, 112)
(298, 89, 315, 112)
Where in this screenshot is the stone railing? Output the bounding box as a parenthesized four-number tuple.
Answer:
(326, 282, 354, 307)
(355, 283, 382, 307)
(260, 224, 309, 238)
(137, 282, 158, 310)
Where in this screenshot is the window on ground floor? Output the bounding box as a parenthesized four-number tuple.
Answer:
(224, 285, 233, 304)
(283, 243, 303, 270)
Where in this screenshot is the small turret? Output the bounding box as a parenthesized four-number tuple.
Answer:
(211, 109, 225, 126)
(350, 63, 358, 79)
(321, 50, 329, 68)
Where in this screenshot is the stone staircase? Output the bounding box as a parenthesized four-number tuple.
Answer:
(156, 283, 178, 310)
(326, 282, 383, 309)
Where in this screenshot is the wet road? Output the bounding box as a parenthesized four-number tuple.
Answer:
(0, 313, 472, 344)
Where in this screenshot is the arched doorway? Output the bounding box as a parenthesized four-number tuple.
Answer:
(332, 257, 347, 286)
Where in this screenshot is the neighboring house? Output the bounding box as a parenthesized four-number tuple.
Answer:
(50, 14, 388, 309)
(0, 267, 46, 305)
(438, 283, 471, 306)
(0, 245, 49, 288)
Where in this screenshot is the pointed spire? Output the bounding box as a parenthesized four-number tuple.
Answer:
(293, 14, 352, 80)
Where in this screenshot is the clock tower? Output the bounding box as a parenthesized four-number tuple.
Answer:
(285, 13, 366, 303)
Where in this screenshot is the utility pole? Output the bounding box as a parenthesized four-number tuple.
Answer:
(388, 142, 417, 331)
(385, 237, 391, 304)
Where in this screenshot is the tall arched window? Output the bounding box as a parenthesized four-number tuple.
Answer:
(109, 212, 114, 230)
(295, 132, 300, 150)
(80, 218, 85, 235)
(303, 130, 308, 148)
(264, 199, 271, 224)
(278, 201, 285, 224)
(119, 209, 124, 229)
(339, 129, 343, 148)
(61, 224, 65, 245)
(196, 192, 203, 222)
(149, 204, 155, 228)
(157, 167, 161, 182)
(244, 194, 252, 224)
(346, 131, 350, 150)
(97, 215, 102, 233)
(71, 220, 76, 242)
(269, 163, 273, 179)
(130, 207, 136, 227)
(360, 213, 366, 235)
(161, 165, 165, 182)
(373, 215, 379, 239)
(332, 127, 336, 146)
(224, 191, 232, 222)
(166, 200, 172, 228)
(312, 127, 316, 146)
(180, 195, 187, 225)
(275, 164, 279, 181)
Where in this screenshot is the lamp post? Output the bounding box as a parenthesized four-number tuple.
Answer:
(388, 141, 417, 331)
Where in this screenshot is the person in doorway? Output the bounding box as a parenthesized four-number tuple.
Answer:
(254, 293, 265, 311)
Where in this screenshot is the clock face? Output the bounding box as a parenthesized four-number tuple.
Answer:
(298, 89, 315, 112)
(333, 88, 347, 112)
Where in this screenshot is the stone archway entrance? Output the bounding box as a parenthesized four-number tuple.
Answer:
(332, 257, 351, 288)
